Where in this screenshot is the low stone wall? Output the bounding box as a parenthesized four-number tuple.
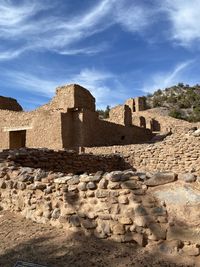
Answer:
(0, 148, 130, 173)
(85, 129, 200, 176)
(0, 158, 200, 256)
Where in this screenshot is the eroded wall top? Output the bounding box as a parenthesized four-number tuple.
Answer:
(0, 96, 23, 111)
(38, 84, 95, 112)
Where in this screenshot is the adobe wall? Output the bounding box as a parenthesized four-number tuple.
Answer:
(0, 110, 62, 150)
(81, 110, 153, 147)
(84, 128, 200, 176)
(108, 105, 132, 126)
(125, 97, 146, 112)
(1, 151, 200, 256)
(38, 84, 95, 112)
(0, 96, 23, 111)
(131, 108, 193, 133)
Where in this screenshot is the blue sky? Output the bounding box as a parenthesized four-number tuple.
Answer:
(1, 0, 200, 110)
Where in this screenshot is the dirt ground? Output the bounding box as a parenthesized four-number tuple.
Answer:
(0, 210, 199, 267)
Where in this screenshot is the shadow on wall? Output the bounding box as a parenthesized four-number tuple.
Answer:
(0, 149, 132, 174)
(150, 119, 161, 132)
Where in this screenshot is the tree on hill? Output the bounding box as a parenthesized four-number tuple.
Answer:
(145, 83, 200, 122)
(97, 105, 110, 119)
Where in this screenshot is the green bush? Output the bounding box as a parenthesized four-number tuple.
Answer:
(168, 108, 182, 119)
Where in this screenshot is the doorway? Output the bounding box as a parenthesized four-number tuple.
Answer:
(9, 130, 26, 149)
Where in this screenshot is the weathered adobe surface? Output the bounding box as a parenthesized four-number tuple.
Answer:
(0, 151, 200, 258)
(85, 128, 200, 176)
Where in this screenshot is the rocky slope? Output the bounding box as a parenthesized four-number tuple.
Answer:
(144, 84, 200, 122)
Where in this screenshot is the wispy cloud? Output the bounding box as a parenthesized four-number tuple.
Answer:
(53, 43, 109, 56)
(160, 0, 200, 46)
(0, 0, 158, 60)
(0, 66, 129, 109)
(115, 1, 156, 33)
(70, 68, 133, 108)
(142, 60, 194, 93)
(0, 69, 64, 97)
(0, 0, 114, 60)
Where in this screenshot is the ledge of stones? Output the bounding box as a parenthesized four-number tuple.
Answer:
(0, 161, 199, 257)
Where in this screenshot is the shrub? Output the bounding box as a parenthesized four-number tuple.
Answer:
(169, 108, 182, 119)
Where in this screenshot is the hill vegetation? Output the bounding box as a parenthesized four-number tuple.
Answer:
(96, 105, 110, 119)
(145, 83, 200, 122)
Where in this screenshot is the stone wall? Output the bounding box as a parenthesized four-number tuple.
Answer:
(0, 96, 23, 111)
(108, 105, 132, 126)
(85, 128, 200, 176)
(0, 148, 130, 173)
(1, 156, 200, 256)
(131, 108, 194, 133)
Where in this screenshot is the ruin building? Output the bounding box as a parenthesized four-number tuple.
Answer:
(0, 84, 152, 150)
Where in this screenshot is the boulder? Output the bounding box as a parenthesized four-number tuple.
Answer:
(145, 172, 177, 186)
(105, 171, 123, 182)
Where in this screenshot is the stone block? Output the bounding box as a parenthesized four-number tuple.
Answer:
(145, 172, 177, 186)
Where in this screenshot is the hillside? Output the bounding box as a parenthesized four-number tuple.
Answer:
(144, 83, 200, 122)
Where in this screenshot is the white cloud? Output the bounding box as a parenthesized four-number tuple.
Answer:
(1, 0, 200, 59)
(0, 67, 129, 109)
(68, 68, 131, 108)
(115, 1, 155, 33)
(0, 47, 29, 60)
(0, 0, 115, 60)
(161, 0, 200, 46)
(53, 43, 109, 56)
(1, 69, 64, 96)
(0, 0, 158, 60)
(142, 60, 194, 93)
(68, 68, 113, 107)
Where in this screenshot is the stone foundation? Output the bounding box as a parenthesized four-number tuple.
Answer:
(0, 151, 200, 257)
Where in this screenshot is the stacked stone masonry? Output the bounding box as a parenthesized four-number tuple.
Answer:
(0, 150, 200, 257)
(85, 128, 200, 176)
(0, 148, 130, 174)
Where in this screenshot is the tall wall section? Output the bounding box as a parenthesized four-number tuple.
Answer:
(81, 110, 153, 147)
(0, 110, 62, 150)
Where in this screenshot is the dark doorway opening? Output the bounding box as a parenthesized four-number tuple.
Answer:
(9, 130, 26, 149)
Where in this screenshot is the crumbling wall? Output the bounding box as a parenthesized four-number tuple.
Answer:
(0, 96, 23, 111)
(131, 108, 195, 133)
(82, 110, 153, 147)
(1, 154, 200, 256)
(85, 129, 200, 176)
(0, 148, 129, 173)
(108, 105, 132, 126)
(125, 97, 146, 112)
(38, 84, 95, 112)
